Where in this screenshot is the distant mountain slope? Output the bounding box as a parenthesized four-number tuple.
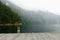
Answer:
(1, 0, 60, 24)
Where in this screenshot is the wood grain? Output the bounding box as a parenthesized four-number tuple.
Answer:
(0, 33, 60, 40)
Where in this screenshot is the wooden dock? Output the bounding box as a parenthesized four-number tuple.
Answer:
(0, 33, 60, 40)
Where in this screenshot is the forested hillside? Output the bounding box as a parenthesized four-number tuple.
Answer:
(1, 0, 60, 32)
(0, 1, 21, 33)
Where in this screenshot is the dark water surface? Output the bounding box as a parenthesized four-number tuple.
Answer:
(21, 24, 60, 33)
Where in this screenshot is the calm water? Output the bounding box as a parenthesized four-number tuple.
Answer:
(21, 24, 60, 33)
(20, 9, 60, 33)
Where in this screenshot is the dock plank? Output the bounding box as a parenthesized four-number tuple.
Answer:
(0, 33, 60, 40)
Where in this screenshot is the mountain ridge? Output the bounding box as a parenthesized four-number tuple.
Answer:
(1, 0, 60, 24)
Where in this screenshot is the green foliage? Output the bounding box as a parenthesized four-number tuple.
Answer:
(0, 1, 21, 33)
(0, 1, 21, 24)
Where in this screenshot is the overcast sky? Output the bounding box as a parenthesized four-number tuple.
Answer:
(8, 0, 60, 15)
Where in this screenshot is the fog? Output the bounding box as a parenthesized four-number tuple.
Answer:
(8, 0, 60, 15)
(1, 0, 60, 32)
(20, 10, 60, 32)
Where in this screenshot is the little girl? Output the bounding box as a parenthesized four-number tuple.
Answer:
(17, 26, 20, 33)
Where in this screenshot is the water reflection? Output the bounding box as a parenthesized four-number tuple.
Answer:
(21, 24, 60, 32)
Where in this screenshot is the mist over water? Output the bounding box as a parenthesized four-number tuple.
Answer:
(20, 10, 60, 33)
(1, 0, 60, 33)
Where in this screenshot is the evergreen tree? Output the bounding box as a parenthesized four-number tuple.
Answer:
(0, 1, 21, 33)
